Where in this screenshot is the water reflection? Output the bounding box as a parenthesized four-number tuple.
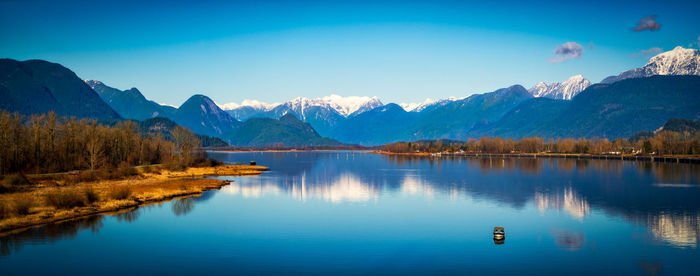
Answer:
(1, 151, 699, 271)
(1, 215, 103, 256)
(172, 198, 195, 216)
(0, 193, 212, 257)
(535, 188, 590, 220)
(212, 151, 700, 248)
(646, 212, 700, 248)
(551, 228, 585, 251)
(114, 208, 141, 223)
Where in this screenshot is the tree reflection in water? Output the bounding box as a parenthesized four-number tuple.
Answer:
(1, 193, 209, 257)
(1, 215, 103, 256)
(114, 208, 141, 223)
(172, 198, 195, 216)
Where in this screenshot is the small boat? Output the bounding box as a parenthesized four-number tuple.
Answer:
(493, 227, 505, 240)
(250, 161, 256, 165)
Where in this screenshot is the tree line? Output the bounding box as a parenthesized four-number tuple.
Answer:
(382, 131, 700, 156)
(0, 111, 201, 174)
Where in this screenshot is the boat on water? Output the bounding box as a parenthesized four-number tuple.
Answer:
(493, 227, 505, 241)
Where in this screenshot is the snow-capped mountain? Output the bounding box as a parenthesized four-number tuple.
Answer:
(282, 95, 383, 118)
(219, 94, 383, 136)
(528, 75, 591, 100)
(400, 97, 461, 112)
(219, 99, 280, 112)
(221, 94, 382, 120)
(602, 46, 700, 84)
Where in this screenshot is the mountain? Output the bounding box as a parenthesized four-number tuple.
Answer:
(477, 75, 700, 138)
(86, 80, 174, 120)
(171, 95, 241, 137)
(602, 46, 700, 84)
(400, 97, 460, 112)
(138, 117, 228, 147)
(222, 95, 383, 136)
(0, 59, 121, 120)
(410, 85, 533, 141)
(469, 97, 570, 138)
(528, 75, 591, 100)
(224, 114, 343, 147)
(659, 118, 700, 133)
(332, 103, 419, 145)
(220, 100, 279, 121)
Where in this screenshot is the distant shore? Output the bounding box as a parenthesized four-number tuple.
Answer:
(0, 165, 267, 235)
(371, 151, 700, 164)
(203, 146, 374, 152)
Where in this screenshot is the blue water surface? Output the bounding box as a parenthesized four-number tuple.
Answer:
(1, 151, 699, 275)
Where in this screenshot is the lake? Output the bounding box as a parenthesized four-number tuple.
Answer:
(1, 151, 699, 275)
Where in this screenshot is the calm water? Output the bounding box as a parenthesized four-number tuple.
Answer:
(2, 151, 700, 275)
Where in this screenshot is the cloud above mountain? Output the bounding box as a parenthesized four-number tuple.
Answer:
(549, 42, 584, 64)
(632, 15, 661, 31)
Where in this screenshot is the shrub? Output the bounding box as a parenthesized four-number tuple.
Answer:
(0, 200, 10, 219)
(4, 173, 29, 187)
(13, 196, 34, 215)
(109, 185, 132, 200)
(83, 186, 100, 204)
(0, 182, 11, 194)
(66, 170, 98, 184)
(164, 161, 186, 172)
(114, 163, 139, 179)
(45, 189, 85, 209)
(140, 165, 152, 173)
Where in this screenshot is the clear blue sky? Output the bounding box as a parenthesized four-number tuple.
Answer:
(1, 0, 698, 106)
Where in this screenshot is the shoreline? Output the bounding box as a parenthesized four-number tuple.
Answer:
(0, 165, 267, 235)
(371, 151, 700, 164)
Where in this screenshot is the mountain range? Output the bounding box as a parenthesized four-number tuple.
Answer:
(1, 46, 699, 146)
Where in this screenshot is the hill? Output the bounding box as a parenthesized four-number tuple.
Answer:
(0, 59, 121, 120)
(138, 117, 229, 147)
(224, 114, 343, 147)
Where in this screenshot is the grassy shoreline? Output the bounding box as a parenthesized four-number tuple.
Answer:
(0, 165, 267, 235)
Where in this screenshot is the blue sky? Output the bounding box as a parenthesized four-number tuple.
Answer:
(1, 0, 698, 106)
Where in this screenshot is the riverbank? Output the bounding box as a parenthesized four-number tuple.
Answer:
(0, 165, 267, 234)
(371, 151, 700, 164)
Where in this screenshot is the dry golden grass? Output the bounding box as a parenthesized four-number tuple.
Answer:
(0, 165, 266, 234)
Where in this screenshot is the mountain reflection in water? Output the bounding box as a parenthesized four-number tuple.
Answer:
(1, 151, 698, 275)
(211, 151, 700, 249)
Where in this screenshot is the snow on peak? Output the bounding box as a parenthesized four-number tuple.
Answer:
(219, 99, 280, 111)
(401, 97, 461, 112)
(528, 75, 591, 100)
(643, 46, 700, 75)
(220, 94, 383, 118)
(400, 99, 434, 112)
(284, 94, 383, 117)
(84, 79, 104, 87)
(319, 94, 382, 116)
(159, 102, 178, 108)
(602, 46, 700, 83)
